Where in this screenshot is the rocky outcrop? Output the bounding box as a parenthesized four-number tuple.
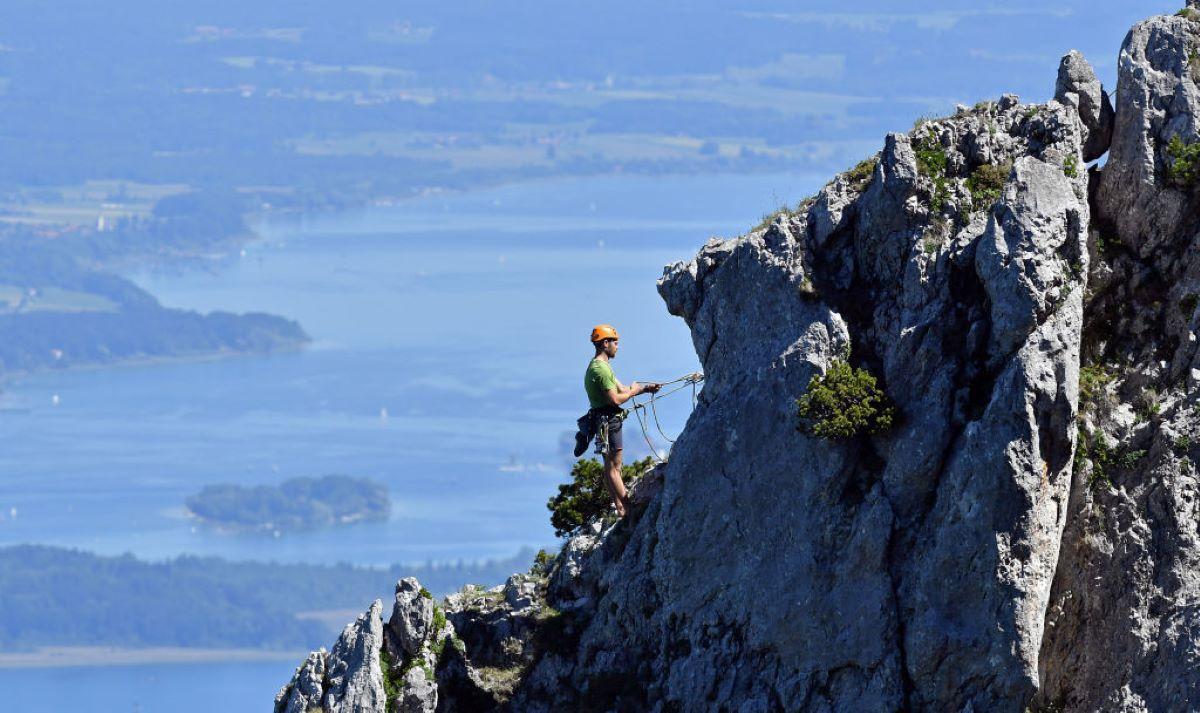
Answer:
(1056, 49, 1115, 162)
(275, 585, 455, 713)
(324, 601, 387, 713)
(277, 651, 327, 713)
(632, 80, 1091, 713)
(278, 10, 1200, 713)
(1037, 12, 1200, 712)
(387, 579, 434, 659)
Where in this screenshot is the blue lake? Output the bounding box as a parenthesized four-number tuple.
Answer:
(0, 660, 299, 713)
(0, 171, 823, 706)
(0, 171, 822, 567)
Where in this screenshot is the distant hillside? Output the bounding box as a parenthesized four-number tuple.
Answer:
(0, 196, 308, 378)
(0, 545, 541, 651)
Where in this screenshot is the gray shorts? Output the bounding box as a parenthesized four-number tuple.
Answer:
(594, 409, 624, 456)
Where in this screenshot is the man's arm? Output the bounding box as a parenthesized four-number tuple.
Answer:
(605, 381, 660, 407)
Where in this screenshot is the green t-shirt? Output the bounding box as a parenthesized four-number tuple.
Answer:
(584, 358, 619, 409)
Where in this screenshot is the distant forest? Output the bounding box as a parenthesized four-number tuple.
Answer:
(0, 545, 542, 650)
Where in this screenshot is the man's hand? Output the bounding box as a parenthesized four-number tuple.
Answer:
(643, 382, 663, 394)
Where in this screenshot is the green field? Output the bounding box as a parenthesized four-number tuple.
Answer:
(0, 284, 118, 314)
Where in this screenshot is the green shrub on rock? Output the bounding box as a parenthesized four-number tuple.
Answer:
(967, 161, 1010, 211)
(1063, 153, 1080, 178)
(546, 457, 653, 537)
(914, 130, 951, 212)
(796, 360, 896, 440)
(1167, 135, 1200, 188)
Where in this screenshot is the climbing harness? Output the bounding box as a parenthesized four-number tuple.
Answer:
(627, 372, 705, 463)
(592, 408, 628, 456)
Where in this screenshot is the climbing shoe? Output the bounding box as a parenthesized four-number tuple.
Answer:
(574, 413, 597, 457)
(573, 428, 589, 457)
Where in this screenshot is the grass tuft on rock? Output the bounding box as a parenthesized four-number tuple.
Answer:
(966, 161, 1010, 212)
(1074, 427, 1147, 492)
(845, 155, 878, 192)
(1079, 365, 1115, 414)
(1063, 153, 1080, 178)
(381, 647, 405, 702)
(796, 360, 896, 440)
(914, 130, 951, 212)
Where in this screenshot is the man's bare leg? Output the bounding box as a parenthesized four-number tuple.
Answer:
(604, 448, 628, 517)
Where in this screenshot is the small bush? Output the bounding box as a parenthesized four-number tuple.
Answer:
(914, 130, 951, 212)
(1167, 135, 1200, 188)
(967, 162, 1010, 211)
(1178, 7, 1200, 21)
(546, 457, 654, 537)
(419, 586, 433, 600)
(796, 360, 896, 440)
(1075, 430, 1114, 491)
(914, 131, 948, 177)
(1063, 154, 1080, 178)
(529, 549, 555, 577)
(381, 648, 405, 702)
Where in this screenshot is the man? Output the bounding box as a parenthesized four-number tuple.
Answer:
(579, 324, 660, 517)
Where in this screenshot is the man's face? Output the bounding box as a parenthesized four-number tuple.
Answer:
(603, 338, 619, 358)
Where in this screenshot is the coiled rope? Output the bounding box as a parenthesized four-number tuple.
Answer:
(628, 372, 704, 463)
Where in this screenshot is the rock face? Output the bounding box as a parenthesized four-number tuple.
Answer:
(387, 578, 434, 658)
(1056, 49, 1115, 162)
(561, 85, 1089, 713)
(324, 600, 386, 713)
(1038, 12, 1200, 712)
(279, 10, 1200, 712)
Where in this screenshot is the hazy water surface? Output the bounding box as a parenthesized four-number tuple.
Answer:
(0, 171, 822, 567)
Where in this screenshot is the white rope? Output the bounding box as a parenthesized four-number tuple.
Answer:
(626, 372, 704, 462)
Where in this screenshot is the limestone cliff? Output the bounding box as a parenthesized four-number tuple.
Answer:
(277, 9, 1200, 712)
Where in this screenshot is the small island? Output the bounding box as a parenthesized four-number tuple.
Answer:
(185, 475, 391, 534)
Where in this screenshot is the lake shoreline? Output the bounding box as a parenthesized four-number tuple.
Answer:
(0, 646, 305, 669)
(0, 340, 308, 390)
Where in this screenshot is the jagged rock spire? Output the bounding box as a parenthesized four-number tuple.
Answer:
(1055, 50, 1114, 161)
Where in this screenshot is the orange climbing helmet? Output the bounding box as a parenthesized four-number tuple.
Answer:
(590, 324, 619, 343)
